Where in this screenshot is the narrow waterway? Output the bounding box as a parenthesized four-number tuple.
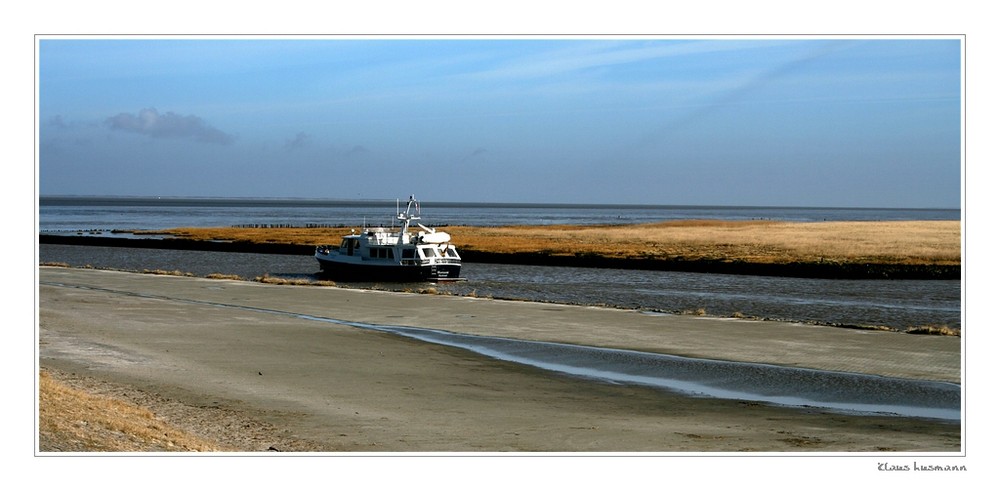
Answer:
(39, 244, 961, 331)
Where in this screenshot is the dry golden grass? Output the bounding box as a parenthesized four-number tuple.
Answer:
(39, 261, 71, 268)
(205, 273, 244, 280)
(254, 273, 337, 287)
(156, 219, 960, 266)
(38, 370, 230, 452)
(140, 226, 344, 244)
(449, 220, 960, 265)
(142, 269, 195, 277)
(905, 324, 962, 336)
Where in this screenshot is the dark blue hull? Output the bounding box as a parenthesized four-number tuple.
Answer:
(316, 256, 461, 282)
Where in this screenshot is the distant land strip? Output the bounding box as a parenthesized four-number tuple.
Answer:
(38, 232, 960, 280)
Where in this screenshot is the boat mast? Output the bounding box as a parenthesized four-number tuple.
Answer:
(397, 195, 420, 244)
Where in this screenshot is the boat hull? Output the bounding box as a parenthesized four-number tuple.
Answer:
(316, 255, 461, 282)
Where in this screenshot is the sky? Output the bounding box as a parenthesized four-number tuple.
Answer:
(37, 36, 962, 208)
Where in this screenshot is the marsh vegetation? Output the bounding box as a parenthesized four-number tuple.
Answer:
(152, 220, 960, 268)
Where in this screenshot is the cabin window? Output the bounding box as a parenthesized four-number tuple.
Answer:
(369, 247, 395, 259)
(341, 238, 358, 256)
(446, 248, 460, 258)
(420, 247, 440, 258)
(401, 249, 415, 259)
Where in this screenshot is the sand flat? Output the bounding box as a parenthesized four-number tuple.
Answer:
(38, 267, 961, 452)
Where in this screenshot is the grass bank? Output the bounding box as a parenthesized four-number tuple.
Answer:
(41, 219, 960, 279)
(144, 219, 959, 279)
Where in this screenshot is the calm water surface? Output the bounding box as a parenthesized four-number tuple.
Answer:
(39, 244, 960, 331)
(39, 197, 960, 231)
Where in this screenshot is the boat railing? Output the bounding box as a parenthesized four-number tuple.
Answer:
(407, 258, 461, 266)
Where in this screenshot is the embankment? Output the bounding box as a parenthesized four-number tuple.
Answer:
(39, 234, 960, 280)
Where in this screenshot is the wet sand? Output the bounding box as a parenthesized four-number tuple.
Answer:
(38, 267, 960, 452)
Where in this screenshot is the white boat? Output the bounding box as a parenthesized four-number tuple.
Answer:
(315, 196, 463, 281)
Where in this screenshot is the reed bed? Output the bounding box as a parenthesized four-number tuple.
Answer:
(141, 269, 195, 277)
(254, 273, 337, 287)
(155, 219, 960, 267)
(450, 220, 960, 265)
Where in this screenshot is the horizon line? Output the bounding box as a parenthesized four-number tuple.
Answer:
(37, 194, 960, 212)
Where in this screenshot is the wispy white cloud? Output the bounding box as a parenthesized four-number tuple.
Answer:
(461, 39, 794, 81)
(104, 107, 235, 145)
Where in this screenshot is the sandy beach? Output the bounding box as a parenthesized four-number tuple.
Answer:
(36, 266, 961, 453)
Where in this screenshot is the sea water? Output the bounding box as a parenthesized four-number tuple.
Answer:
(38, 196, 960, 232)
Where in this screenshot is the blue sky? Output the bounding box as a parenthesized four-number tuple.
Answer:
(37, 37, 961, 207)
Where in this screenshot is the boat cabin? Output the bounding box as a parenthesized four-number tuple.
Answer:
(315, 196, 462, 281)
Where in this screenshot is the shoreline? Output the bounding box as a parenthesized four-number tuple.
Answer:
(37, 263, 961, 337)
(38, 267, 961, 452)
(38, 267, 963, 383)
(39, 233, 961, 280)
